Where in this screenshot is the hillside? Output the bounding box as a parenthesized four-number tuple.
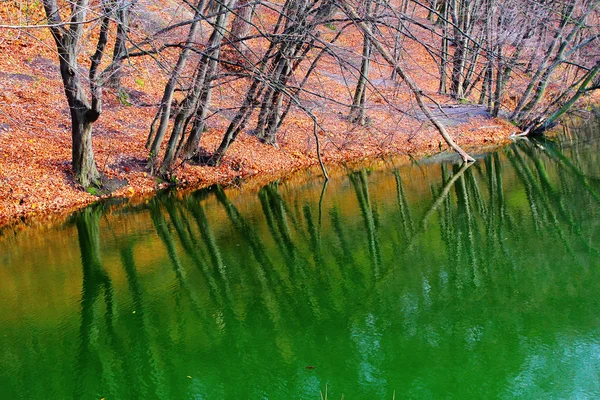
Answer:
(0, 0, 518, 228)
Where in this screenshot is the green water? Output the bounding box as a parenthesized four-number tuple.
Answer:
(1, 120, 600, 399)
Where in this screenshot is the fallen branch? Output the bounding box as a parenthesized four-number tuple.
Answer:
(340, 0, 476, 163)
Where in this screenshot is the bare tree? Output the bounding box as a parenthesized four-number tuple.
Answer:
(146, 0, 209, 165)
(42, 0, 126, 188)
(349, 0, 377, 125)
(211, 0, 339, 165)
(138, 0, 598, 178)
(160, 0, 235, 174)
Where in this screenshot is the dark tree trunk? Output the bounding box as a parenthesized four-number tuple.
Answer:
(59, 48, 101, 187)
(71, 111, 101, 188)
(43, 0, 110, 188)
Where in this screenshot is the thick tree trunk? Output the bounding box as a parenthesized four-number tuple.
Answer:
(228, 0, 255, 54)
(479, 61, 492, 106)
(43, 0, 108, 189)
(41, 0, 135, 190)
(71, 112, 101, 188)
(450, 37, 466, 98)
(58, 46, 101, 188)
(491, 45, 503, 117)
(349, 36, 371, 125)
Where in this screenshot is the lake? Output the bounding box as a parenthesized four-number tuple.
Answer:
(1, 118, 599, 399)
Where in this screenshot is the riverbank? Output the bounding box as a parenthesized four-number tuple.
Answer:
(0, 113, 512, 231)
(0, 1, 514, 230)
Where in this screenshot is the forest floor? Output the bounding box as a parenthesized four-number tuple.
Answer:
(0, 0, 515, 230)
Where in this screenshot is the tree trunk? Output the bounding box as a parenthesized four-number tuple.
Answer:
(228, 0, 255, 54)
(147, 0, 207, 165)
(42, 0, 109, 189)
(349, 35, 371, 125)
(350, 0, 374, 125)
(59, 46, 101, 187)
(59, 43, 102, 188)
(71, 111, 101, 188)
(104, 4, 132, 90)
(439, 0, 449, 94)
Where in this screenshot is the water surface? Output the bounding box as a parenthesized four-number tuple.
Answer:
(1, 120, 600, 399)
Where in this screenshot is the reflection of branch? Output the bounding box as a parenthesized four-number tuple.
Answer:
(359, 163, 472, 305)
(318, 179, 328, 229)
(412, 162, 473, 241)
(374, 163, 472, 286)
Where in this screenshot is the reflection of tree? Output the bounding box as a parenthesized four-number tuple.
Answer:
(49, 119, 600, 398)
(393, 169, 414, 241)
(330, 205, 363, 289)
(514, 140, 599, 257)
(74, 206, 118, 398)
(258, 182, 321, 315)
(148, 198, 207, 321)
(428, 124, 600, 302)
(214, 186, 283, 289)
(213, 185, 294, 356)
(302, 179, 329, 282)
(509, 143, 577, 258)
(163, 196, 226, 310)
(534, 137, 600, 204)
(350, 169, 381, 277)
(118, 241, 163, 398)
(259, 183, 301, 271)
(369, 162, 473, 297)
(186, 194, 235, 305)
(454, 164, 482, 286)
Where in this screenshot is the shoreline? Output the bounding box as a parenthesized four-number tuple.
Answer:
(0, 131, 511, 234)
